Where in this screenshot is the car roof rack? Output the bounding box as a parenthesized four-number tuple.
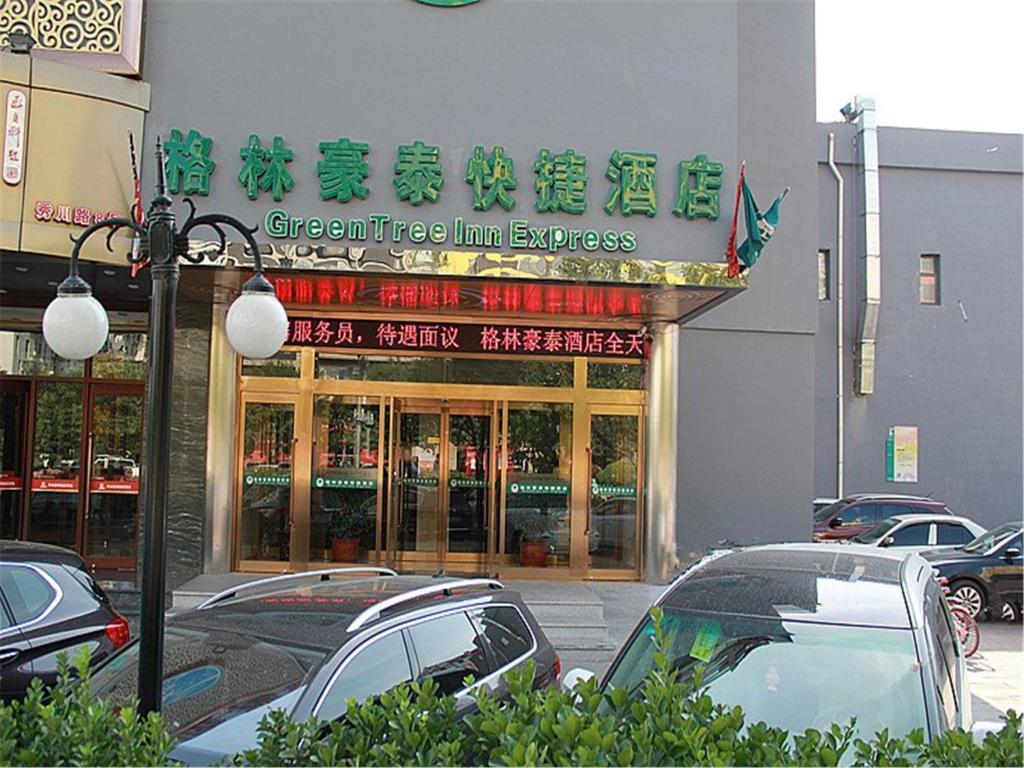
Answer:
(346, 578, 503, 632)
(196, 566, 398, 610)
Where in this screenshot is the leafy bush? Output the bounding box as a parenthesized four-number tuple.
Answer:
(237, 607, 1023, 767)
(0, 649, 176, 767)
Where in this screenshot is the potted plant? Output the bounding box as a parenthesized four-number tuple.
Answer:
(328, 505, 371, 562)
(516, 511, 551, 567)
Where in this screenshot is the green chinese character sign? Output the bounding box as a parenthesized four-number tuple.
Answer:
(465, 145, 517, 211)
(237, 134, 294, 202)
(604, 150, 657, 217)
(164, 128, 216, 196)
(318, 138, 370, 202)
(673, 153, 723, 220)
(394, 140, 443, 206)
(534, 148, 587, 214)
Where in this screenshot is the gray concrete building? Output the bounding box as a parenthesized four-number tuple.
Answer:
(816, 118, 1023, 529)
(1, 1, 1019, 603)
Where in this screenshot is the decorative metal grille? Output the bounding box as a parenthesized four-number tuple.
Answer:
(1, 0, 124, 54)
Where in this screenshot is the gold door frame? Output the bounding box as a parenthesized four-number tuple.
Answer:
(235, 347, 645, 579)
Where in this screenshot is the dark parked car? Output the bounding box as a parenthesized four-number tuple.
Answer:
(0, 540, 131, 700)
(565, 544, 987, 741)
(813, 494, 954, 541)
(91, 569, 559, 765)
(923, 521, 1023, 620)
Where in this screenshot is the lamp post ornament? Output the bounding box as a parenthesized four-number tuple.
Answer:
(42, 138, 287, 714)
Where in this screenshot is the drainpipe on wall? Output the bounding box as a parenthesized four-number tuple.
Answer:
(842, 95, 880, 395)
(827, 133, 845, 499)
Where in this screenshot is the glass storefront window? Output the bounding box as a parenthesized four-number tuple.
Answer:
(0, 385, 28, 539)
(242, 351, 301, 378)
(445, 358, 572, 387)
(92, 334, 148, 380)
(28, 381, 83, 549)
(310, 396, 380, 563)
(0, 331, 83, 377)
(587, 362, 644, 390)
(317, 354, 444, 382)
(316, 354, 573, 387)
(239, 402, 295, 561)
(589, 414, 639, 570)
(86, 391, 143, 575)
(504, 402, 572, 567)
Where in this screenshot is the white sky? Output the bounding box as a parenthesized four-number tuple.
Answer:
(816, 0, 1024, 134)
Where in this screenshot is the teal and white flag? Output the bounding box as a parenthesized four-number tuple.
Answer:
(736, 180, 789, 271)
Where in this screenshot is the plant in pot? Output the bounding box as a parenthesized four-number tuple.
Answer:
(328, 505, 371, 562)
(517, 511, 551, 567)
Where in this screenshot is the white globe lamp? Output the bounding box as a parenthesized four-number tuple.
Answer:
(225, 273, 288, 359)
(42, 275, 109, 360)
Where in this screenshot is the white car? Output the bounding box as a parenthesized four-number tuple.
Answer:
(851, 513, 985, 552)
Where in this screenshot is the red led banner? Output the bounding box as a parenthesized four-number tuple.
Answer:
(0, 471, 23, 491)
(285, 318, 647, 359)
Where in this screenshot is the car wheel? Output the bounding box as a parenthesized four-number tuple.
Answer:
(1000, 602, 1020, 622)
(950, 580, 985, 619)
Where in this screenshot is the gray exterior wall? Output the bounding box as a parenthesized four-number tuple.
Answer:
(140, 0, 819, 573)
(816, 123, 1023, 529)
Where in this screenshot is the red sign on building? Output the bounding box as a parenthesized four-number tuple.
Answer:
(284, 318, 647, 360)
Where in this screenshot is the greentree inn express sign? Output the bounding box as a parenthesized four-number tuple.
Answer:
(162, 129, 727, 256)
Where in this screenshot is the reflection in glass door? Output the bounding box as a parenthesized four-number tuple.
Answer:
(28, 381, 83, 549)
(239, 400, 295, 563)
(446, 411, 491, 555)
(392, 407, 442, 558)
(310, 396, 382, 563)
(503, 402, 573, 569)
(0, 382, 28, 539)
(588, 411, 641, 573)
(85, 386, 143, 580)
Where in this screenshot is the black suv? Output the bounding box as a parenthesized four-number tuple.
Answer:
(91, 569, 559, 765)
(1, 540, 131, 700)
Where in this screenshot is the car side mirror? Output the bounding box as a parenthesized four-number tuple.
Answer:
(561, 667, 596, 692)
(971, 720, 1004, 743)
(1003, 547, 1021, 560)
(880, 536, 894, 548)
(829, 516, 843, 528)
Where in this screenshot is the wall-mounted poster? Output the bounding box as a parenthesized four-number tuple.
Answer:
(886, 426, 919, 483)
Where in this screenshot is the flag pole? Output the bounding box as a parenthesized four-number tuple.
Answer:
(724, 160, 746, 278)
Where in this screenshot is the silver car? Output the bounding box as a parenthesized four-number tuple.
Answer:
(565, 544, 999, 742)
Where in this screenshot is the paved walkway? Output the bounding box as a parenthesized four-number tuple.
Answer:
(966, 621, 1024, 721)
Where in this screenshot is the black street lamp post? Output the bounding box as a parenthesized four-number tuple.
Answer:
(43, 139, 287, 714)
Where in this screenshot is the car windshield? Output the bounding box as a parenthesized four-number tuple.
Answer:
(604, 610, 928, 741)
(852, 518, 901, 544)
(92, 625, 327, 748)
(813, 499, 849, 522)
(962, 522, 1020, 554)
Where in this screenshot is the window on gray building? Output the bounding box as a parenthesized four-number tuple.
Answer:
(817, 250, 830, 301)
(920, 255, 941, 305)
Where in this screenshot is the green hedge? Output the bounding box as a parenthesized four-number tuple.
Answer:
(1, 611, 1020, 767)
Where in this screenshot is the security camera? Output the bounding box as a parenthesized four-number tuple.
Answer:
(839, 102, 857, 122)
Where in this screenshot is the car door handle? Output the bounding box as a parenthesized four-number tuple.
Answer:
(0, 648, 19, 664)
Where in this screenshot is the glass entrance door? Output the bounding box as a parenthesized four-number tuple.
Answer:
(387, 399, 495, 572)
(238, 398, 298, 566)
(445, 406, 493, 561)
(390, 402, 443, 565)
(586, 407, 642, 575)
(28, 381, 83, 550)
(84, 384, 143, 581)
(0, 381, 28, 540)
(309, 395, 384, 564)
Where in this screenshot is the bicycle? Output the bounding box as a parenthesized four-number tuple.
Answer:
(940, 576, 980, 657)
